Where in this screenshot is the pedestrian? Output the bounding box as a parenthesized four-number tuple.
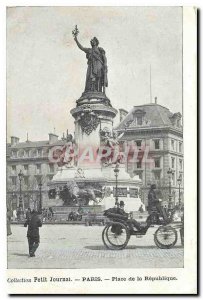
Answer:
(138, 204, 144, 213)
(148, 184, 168, 221)
(16, 207, 21, 221)
(24, 209, 42, 257)
(12, 209, 17, 221)
(7, 207, 12, 236)
(48, 207, 54, 220)
(78, 205, 83, 215)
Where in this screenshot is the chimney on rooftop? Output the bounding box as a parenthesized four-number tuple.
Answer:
(11, 136, 20, 146)
(26, 132, 30, 142)
(155, 97, 157, 104)
(49, 133, 58, 144)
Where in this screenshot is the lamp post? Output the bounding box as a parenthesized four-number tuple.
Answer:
(38, 181, 42, 214)
(114, 163, 119, 207)
(167, 168, 173, 209)
(177, 175, 182, 206)
(18, 170, 24, 220)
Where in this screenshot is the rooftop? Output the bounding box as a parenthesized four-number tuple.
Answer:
(9, 139, 66, 149)
(115, 103, 182, 131)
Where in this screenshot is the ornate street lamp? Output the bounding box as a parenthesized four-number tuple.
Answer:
(167, 168, 173, 209)
(177, 174, 182, 206)
(114, 163, 119, 207)
(18, 170, 24, 220)
(38, 181, 43, 214)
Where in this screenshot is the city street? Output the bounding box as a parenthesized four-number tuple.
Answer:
(8, 224, 184, 269)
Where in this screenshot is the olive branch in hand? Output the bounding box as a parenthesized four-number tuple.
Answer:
(72, 25, 79, 38)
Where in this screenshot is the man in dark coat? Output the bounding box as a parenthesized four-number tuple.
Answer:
(148, 184, 167, 221)
(118, 201, 142, 231)
(24, 210, 42, 257)
(7, 207, 12, 236)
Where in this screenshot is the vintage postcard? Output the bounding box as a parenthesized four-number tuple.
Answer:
(6, 5, 197, 294)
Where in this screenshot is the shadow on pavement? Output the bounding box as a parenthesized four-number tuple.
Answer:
(85, 245, 183, 251)
(85, 246, 107, 251)
(11, 253, 29, 257)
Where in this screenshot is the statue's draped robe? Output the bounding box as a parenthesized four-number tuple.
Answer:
(84, 47, 108, 92)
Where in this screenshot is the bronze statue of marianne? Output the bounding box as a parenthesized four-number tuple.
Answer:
(72, 25, 108, 94)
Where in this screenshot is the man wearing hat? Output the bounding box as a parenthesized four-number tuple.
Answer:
(119, 200, 126, 212)
(118, 200, 142, 231)
(24, 208, 42, 257)
(148, 184, 167, 221)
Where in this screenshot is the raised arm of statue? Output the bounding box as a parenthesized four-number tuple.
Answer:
(74, 36, 89, 53)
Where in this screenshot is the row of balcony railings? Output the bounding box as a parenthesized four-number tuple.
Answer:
(9, 140, 183, 158)
(10, 150, 49, 159)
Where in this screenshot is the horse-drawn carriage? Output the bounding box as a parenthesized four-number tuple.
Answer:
(102, 205, 184, 250)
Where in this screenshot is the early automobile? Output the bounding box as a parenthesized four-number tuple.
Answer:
(102, 205, 184, 250)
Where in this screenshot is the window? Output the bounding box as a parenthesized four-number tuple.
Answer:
(137, 116, 142, 125)
(24, 177, 28, 186)
(171, 139, 175, 151)
(154, 140, 160, 150)
(11, 165, 16, 171)
(11, 177, 16, 186)
(171, 157, 175, 169)
(36, 164, 41, 174)
(49, 164, 54, 173)
(25, 150, 29, 157)
(12, 151, 17, 158)
(172, 173, 175, 185)
(154, 158, 160, 168)
(179, 142, 182, 153)
(133, 109, 146, 126)
(23, 165, 28, 175)
(179, 159, 183, 170)
(136, 140, 142, 148)
(137, 160, 142, 169)
(37, 149, 42, 157)
(154, 172, 160, 180)
(177, 119, 181, 127)
(113, 188, 127, 197)
(33, 149, 37, 157)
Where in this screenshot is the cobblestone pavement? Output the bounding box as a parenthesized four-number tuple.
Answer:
(8, 224, 184, 269)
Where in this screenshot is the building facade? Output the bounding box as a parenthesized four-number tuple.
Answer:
(6, 133, 68, 211)
(115, 103, 183, 207)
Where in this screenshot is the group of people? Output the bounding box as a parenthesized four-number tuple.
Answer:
(110, 184, 172, 232)
(8, 184, 182, 258)
(41, 207, 54, 222)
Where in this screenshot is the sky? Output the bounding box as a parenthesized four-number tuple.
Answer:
(7, 6, 182, 142)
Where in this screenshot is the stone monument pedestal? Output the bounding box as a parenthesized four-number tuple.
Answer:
(71, 92, 117, 166)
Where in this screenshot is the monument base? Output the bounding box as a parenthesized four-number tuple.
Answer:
(51, 205, 104, 221)
(49, 165, 142, 212)
(76, 91, 111, 107)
